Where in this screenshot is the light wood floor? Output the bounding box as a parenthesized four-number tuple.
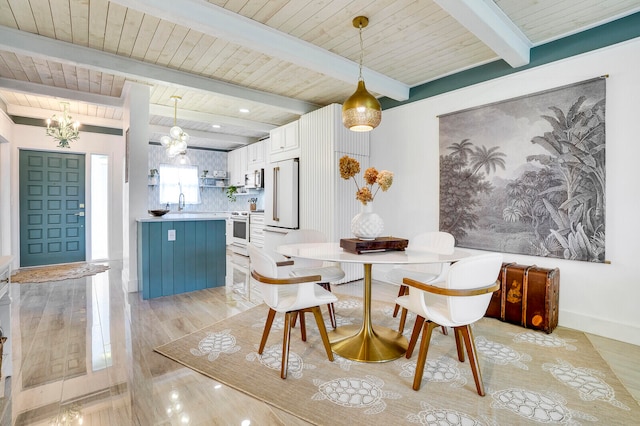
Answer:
(2, 255, 639, 425)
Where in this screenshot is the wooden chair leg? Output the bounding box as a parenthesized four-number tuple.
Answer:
(281, 311, 294, 379)
(327, 303, 336, 329)
(291, 311, 298, 328)
(398, 307, 408, 333)
(299, 310, 307, 341)
(318, 283, 336, 329)
(311, 306, 334, 361)
(413, 321, 439, 391)
(441, 326, 448, 335)
(454, 327, 465, 362)
(259, 308, 276, 354)
(393, 285, 409, 317)
(458, 325, 485, 396)
(405, 315, 425, 359)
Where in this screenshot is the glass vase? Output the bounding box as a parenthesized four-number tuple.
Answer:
(351, 202, 384, 240)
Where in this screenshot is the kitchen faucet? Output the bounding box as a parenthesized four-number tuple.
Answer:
(178, 192, 185, 211)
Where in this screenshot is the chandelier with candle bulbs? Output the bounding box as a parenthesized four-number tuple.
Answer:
(161, 95, 190, 158)
(46, 102, 80, 148)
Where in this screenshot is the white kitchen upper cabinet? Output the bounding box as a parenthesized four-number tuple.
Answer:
(228, 146, 247, 186)
(247, 139, 266, 169)
(269, 121, 300, 162)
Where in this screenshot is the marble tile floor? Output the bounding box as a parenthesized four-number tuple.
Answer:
(1, 256, 638, 425)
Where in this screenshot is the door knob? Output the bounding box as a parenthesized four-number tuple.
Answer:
(74, 212, 85, 217)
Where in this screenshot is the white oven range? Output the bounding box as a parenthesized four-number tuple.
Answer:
(230, 211, 250, 255)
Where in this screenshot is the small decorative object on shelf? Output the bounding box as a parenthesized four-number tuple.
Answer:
(202, 170, 209, 178)
(248, 197, 258, 211)
(149, 169, 159, 186)
(226, 185, 238, 202)
(339, 155, 393, 240)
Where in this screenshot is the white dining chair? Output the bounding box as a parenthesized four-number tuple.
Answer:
(248, 243, 337, 379)
(386, 231, 455, 332)
(281, 229, 345, 328)
(396, 253, 502, 395)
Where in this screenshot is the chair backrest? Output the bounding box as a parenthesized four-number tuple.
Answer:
(247, 243, 284, 307)
(422, 253, 502, 326)
(248, 243, 331, 312)
(410, 231, 455, 254)
(281, 229, 327, 268)
(407, 231, 456, 277)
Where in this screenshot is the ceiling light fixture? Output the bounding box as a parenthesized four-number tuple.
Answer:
(342, 16, 381, 132)
(46, 102, 80, 148)
(160, 95, 190, 160)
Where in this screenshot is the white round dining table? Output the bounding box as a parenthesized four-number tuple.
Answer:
(277, 242, 471, 363)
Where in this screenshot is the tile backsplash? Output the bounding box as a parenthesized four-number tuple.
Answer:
(148, 144, 263, 212)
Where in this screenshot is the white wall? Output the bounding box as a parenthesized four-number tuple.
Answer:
(0, 110, 12, 257)
(121, 83, 150, 293)
(7, 124, 125, 267)
(371, 38, 640, 345)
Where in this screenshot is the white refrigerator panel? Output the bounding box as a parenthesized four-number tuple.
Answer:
(265, 159, 299, 229)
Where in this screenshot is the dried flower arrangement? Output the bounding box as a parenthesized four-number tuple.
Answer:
(339, 155, 393, 205)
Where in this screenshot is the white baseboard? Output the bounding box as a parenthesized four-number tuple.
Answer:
(559, 310, 640, 346)
(121, 268, 139, 293)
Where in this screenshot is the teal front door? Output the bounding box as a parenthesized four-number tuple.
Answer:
(19, 150, 86, 267)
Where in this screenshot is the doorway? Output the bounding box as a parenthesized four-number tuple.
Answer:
(90, 154, 109, 260)
(19, 150, 86, 267)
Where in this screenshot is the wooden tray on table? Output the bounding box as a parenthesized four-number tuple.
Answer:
(340, 237, 409, 254)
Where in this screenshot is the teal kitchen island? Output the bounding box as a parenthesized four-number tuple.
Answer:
(137, 213, 227, 299)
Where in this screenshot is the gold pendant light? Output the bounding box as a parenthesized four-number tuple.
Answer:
(342, 16, 381, 132)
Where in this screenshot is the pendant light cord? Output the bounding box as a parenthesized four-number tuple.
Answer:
(173, 98, 178, 126)
(358, 23, 364, 81)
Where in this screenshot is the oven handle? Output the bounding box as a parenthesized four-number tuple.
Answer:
(272, 166, 280, 222)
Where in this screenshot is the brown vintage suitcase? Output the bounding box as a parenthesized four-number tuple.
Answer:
(485, 262, 560, 333)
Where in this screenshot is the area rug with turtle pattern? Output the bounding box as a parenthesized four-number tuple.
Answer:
(155, 296, 638, 425)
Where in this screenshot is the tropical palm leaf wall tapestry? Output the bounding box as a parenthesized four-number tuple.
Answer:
(438, 77, 606, 262)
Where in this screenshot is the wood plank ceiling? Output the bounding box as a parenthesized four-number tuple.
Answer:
(0, 0, 639, 150)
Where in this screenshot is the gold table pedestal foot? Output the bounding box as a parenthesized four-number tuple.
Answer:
(329, 324, 408, 363)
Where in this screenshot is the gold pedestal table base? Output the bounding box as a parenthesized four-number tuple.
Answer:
(329, 264, 408, 362)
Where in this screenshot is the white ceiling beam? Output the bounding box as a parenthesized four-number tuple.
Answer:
(7, 104, 123, 128)
(149, 104, 275, 133)
(433, 0, 531, 67)
(111, 0, 410, 101)
(0, 26, 318, 116)
(148, 124, 253, 147)
(0, 77, 123, 108)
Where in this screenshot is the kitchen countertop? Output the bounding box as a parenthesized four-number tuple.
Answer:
(137, 212, 230, 222)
